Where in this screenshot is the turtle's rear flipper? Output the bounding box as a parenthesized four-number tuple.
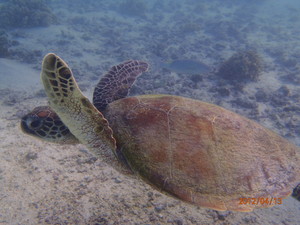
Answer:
(93, 60, 149, 111)
(292, 183, 300, 201)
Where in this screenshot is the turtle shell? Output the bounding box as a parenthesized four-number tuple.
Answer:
(104, 95, 300, 212)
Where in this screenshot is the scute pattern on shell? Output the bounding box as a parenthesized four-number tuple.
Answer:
(104, 95, 300, 212)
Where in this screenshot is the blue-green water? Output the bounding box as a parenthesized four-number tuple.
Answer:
(0, 0, 299, 224)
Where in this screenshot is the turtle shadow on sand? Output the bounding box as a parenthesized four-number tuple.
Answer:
(21, 53, 299, 212)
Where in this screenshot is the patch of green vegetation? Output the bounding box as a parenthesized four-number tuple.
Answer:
(0, 0, 57, 28)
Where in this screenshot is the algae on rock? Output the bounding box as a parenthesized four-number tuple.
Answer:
(217, 51, 263, 83)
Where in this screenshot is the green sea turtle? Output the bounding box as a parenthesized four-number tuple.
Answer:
(21, 53, 300, 212)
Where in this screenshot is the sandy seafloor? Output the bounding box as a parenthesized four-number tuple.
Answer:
(0, 0, 300, 224)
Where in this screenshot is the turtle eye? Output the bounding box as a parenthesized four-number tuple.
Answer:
(29, 119, 42, 129)
(21, 115, 45, 136)
(25, 116, 44, 130)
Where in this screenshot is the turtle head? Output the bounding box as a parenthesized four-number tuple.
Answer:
(21, 106, 79, 144)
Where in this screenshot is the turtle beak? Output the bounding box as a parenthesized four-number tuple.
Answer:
(20, 117, 28, 133)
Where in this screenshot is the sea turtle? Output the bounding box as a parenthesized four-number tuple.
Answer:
(21, 53, 300, 212)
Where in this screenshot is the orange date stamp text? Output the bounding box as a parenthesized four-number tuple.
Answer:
(239, 197, 282, 205)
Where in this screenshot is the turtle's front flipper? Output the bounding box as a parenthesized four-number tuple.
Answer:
(93, 60, 149, 111)
(41, 53, 119, 166)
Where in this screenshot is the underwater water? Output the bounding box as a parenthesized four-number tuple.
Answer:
(0, 0, 299, 224)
